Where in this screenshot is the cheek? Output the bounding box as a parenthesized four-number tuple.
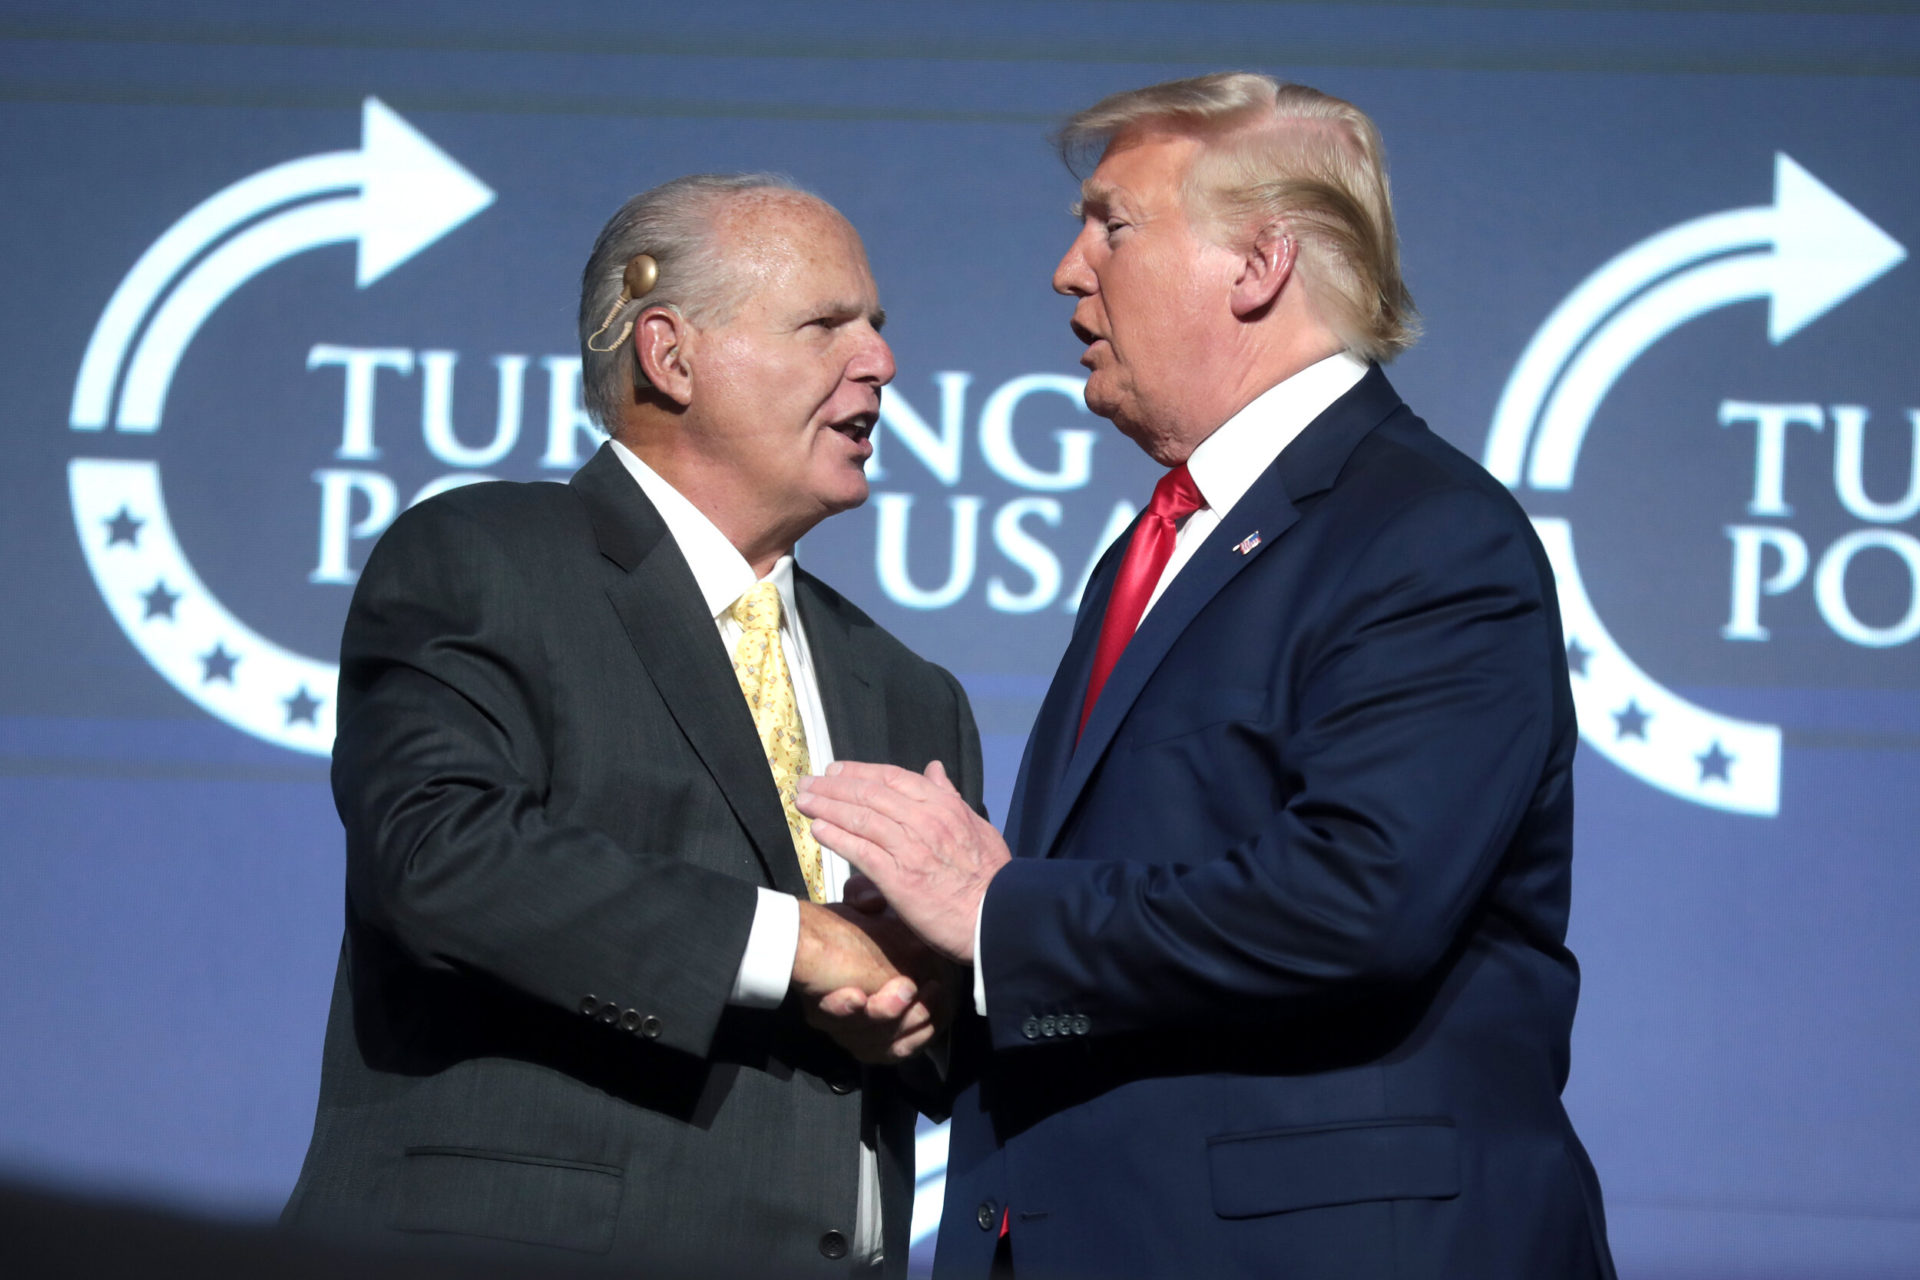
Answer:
(1130, 266, 1207, 355)
(1105, 266, 1160, 350)
(700, 343, 772, 410)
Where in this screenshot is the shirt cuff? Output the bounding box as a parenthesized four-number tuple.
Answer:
(730, 887, 800, 1008)
(971, 891, 988, 1017)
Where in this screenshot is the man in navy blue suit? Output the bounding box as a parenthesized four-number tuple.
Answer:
(799, 73, 1615, 1279)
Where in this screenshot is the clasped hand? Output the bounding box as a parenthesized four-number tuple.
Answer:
(795, 759, 1010, 965)
(791, 759, 1010, 1062)
(791, 899, 951, 1064)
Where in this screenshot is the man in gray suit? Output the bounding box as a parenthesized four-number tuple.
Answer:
(284, 175, 981, 1277)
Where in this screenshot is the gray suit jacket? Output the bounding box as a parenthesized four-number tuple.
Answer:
(284, 444, 982, 1277)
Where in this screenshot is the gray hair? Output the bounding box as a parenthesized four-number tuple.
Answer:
(1058, 72, 1419, 364)
(577, 172, 807, 429)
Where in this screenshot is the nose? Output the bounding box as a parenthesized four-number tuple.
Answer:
(852, 324, 896, 388)
(1053, 228, 1095, 297)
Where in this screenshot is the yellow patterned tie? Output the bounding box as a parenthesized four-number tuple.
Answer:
(729, 583, 826, 903)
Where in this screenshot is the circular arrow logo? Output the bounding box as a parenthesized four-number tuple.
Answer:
(67, 97, 494, 755)
(1485, 153, 1906, 816)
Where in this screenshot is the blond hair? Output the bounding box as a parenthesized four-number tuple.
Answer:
(1058, 73, 1419, 363)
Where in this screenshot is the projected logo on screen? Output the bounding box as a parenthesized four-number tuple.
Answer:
(1484, 154, 1907, 816)
(65, 98, 494, 756)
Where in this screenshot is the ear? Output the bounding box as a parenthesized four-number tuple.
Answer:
(633, 306, 693, 407)
(1228, 222, 1294, 320)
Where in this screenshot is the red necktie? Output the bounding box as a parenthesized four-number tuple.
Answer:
(1078, 464, 1204, 738)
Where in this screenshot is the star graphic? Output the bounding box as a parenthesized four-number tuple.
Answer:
(1612, 699, 1649, 740)
(283, 685, 322, 726)
(141, 580, 180, 620)
(104, 506, 144, 547)
(1565, 638, 1591, 677)
(201, 642, 239, 684)
(1697, 741, 1734, 783)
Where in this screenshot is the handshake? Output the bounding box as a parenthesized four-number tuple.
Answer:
(786, 759, 1012, 1064)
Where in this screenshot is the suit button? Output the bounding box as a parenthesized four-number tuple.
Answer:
(829, 1077, 857, 1095)
(1072, 1014, 1091, 1036)
(618, 1010, 640, 1032)
(976, 1200, 998, 1231)
(1021, 1016, 1040, 1040)
(578, 995, 600, 1017)
(599, 1003, 619, 1023)
(638, 1014, 663, 1039)
(818, 1229, 848, 1259)
(1039, 1015, 1058, 1037)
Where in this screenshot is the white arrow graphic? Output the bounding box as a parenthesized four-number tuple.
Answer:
(66, 99, 492, 756)
(70, 97, 493, 432)
(1482, 154, 1905, 816)
(1488, 153, 1905, 487)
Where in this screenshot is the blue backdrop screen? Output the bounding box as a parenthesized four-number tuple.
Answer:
(3, 4, 1918, 1276)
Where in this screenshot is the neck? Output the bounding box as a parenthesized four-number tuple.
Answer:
(1226, 334, 1349, 421)
(617, 420, 798, 578)
(1163, 330, 1347, 464)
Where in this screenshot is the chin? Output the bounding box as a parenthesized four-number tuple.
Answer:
(1082, 379, 1126, 426)
(821, 473, 870, 513)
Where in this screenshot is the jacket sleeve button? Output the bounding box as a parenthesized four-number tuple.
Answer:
(1020, 1016, 1040, 1040)
(578, 995, 600, 1017)
(638, 1014, 663, 1039)
(619, 1009, 641, 1032)
(1072, 1014, 1091, 1036)
(1039, 1015, 1058, 1037)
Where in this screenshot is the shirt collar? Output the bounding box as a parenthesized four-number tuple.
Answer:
(608, 438, 801, 629)
(1183, 350, 1369, 520)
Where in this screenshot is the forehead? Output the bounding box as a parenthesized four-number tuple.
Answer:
(718, 196, 875, 307)
(1083, 127, 1204, 208)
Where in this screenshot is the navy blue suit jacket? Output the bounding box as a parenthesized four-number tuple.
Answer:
(933, 368, 1615, 1280)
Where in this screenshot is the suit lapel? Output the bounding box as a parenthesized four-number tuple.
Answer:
(1003, 533, 1121, 859)
(572, 445, 810, 899)
(1029, 366, 1408, 860)
(1030, 486, 1300, 859)
(793, 569, 887, 767)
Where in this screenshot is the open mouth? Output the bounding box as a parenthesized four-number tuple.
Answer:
(827, 412, 876, 446)
(1069, 320, 1108, 368)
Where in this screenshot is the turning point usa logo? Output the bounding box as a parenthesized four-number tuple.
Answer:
(64, 102, 1913, 816)
(1485, 154, 1910, 818)
(65, 99, 1125, 758)
(68, 99, 495, 754)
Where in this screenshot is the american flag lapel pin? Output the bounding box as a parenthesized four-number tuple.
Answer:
(1233, 531, 1262, 555)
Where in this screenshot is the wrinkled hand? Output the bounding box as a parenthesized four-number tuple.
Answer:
(793, 901, 950, 1063)
(796, 759, 1009, 964)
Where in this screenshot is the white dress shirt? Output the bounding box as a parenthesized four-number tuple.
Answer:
(609, 439, 881, 1262)
(972, 351, 1370, 1015)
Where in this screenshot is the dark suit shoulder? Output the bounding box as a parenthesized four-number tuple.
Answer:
(1340, 404, 1536, 532)
(365, 479, 596, 582)
(398, 477, 589, 541)
(1296, 405, 1562, 635)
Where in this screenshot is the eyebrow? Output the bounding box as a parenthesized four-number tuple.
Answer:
(810, 300, 886, 331)
(1072, 178, 1120, 220)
